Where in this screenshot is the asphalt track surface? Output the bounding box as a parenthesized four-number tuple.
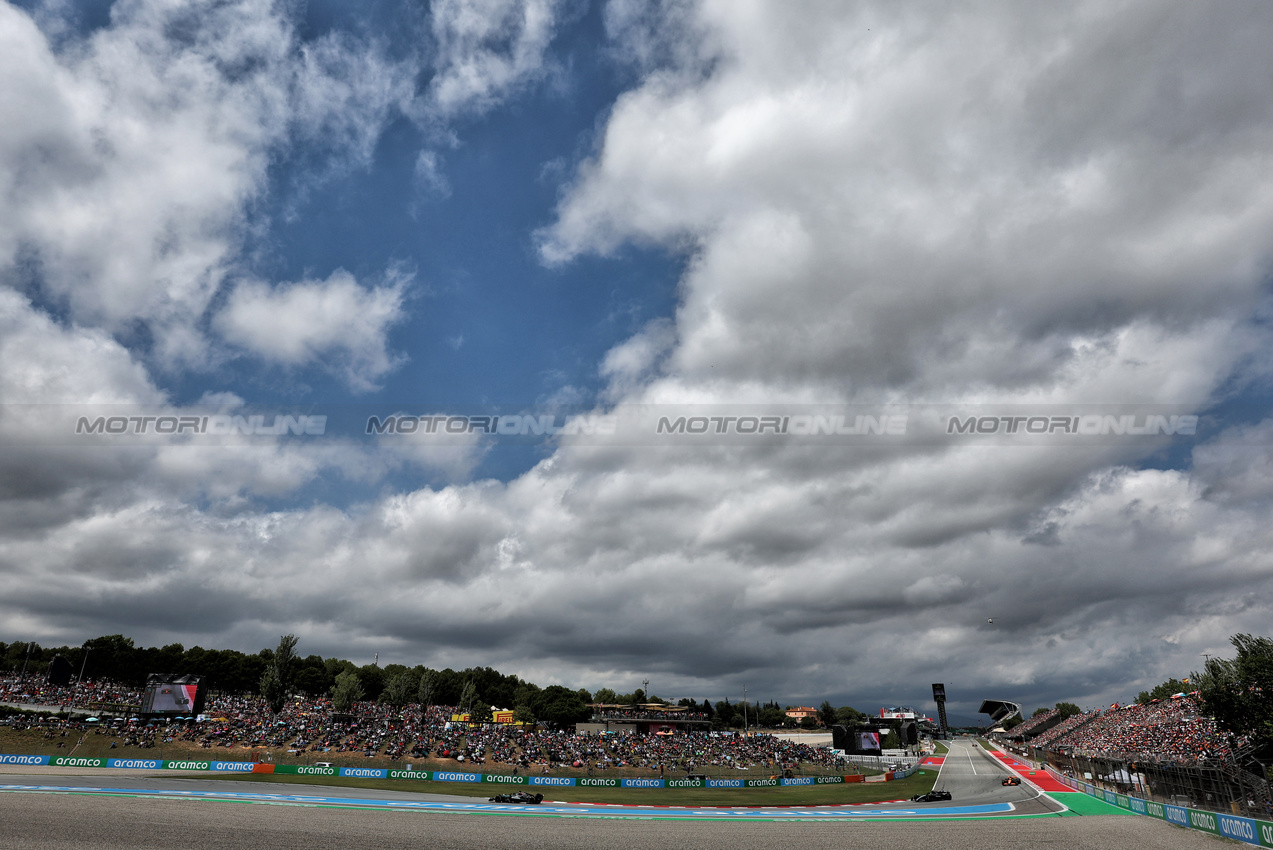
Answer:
(0, 739, 1224, 849)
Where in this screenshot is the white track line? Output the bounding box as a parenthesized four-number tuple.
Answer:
(933, 746, 950, 789)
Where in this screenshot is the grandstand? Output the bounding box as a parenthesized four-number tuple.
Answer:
(1004, 707, 1064, 741)
(577, 703, 710, 735)
(990, 695, 1271, 820)
(978, 698, 1021, 729)
(0, 674, 845, 780)
(1029, 711, 1094, 749)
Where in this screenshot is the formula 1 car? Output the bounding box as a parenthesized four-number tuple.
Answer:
(911, 790, 952, 802)
(488, 791, 545, 804)
(1002, 776, 1021, 786)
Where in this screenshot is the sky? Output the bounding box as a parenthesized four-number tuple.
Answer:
(3, 0, 1273, 724)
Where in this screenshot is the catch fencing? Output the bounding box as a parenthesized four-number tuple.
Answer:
(1046, 764, 1273, 847)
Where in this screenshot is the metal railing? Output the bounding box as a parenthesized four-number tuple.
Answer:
(1036, 747, 1271, 820)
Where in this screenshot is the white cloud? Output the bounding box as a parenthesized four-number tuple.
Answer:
(543, 1, 1273, 402)
(424, 0, 567, 118)
(599, 318, 675, 399)
(0, 0, 415, 370)
(215, 269, 408, 391)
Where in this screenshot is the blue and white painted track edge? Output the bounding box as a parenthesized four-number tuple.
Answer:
(0, 784, 1015, 818)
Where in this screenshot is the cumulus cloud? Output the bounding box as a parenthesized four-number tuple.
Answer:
(215, 269, 409, 391)
(0, 0, 414, 370)
(543, 1, 1273, 400)
(424, 0, 567, 118)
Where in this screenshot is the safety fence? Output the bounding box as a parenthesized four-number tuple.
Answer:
(1046, 765, 1273, 847)
(1031, 745, 1271, 820)
(0, 753, 917, 788)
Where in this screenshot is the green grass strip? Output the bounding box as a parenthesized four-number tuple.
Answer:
(1048, 791, 1134, 815)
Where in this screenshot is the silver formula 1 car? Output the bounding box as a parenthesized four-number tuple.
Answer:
(488, 791, 545, 804)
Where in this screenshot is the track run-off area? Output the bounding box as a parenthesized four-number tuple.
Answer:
(0, 740, 1237, 849)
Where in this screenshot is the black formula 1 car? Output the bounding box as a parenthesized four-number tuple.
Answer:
(911, 790, 952, 802)
(1002, 777, 1021, 786)
(488, 791, 545, 804)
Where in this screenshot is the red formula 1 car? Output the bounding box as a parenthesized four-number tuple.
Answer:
(1002, 776, 1021, 786)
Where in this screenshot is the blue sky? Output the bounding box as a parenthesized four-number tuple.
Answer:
(3, 0, 1273, 721)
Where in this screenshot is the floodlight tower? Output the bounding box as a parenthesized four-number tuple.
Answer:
(932, 683, 949, 737)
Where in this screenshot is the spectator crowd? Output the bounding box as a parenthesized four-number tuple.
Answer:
(1018, 697, 1246, 766)
(1, 674, 843, 776)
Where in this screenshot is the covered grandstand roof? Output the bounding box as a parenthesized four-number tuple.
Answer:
(978, 699, 1021, 723)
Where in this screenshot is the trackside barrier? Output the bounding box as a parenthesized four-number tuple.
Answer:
(1, 753, 895, 791)
(1046, 765, 1273, 847)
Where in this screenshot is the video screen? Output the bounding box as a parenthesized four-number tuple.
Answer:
(141, 676, 204, 715)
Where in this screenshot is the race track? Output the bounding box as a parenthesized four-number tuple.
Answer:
(0, 739, 1222, 849)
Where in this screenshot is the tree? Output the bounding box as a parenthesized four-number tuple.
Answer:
(331, 671, 364, 714)
(294, 656, 333, 697)
(259, 634, 299, 713)
(272, 634, 299, 691)
(593, 687, 617, 704)
(513, 704, 536, 724)
(417, 669, 436, 709)
(713, 699, 736, 730)
(469, 701, 492, 724)
(1193, 633, 1273, 744)
(1054, 702, 1082, 720)
(356, 663, 385, 702)
(818, 700, 837, 727)
(535, 685, 591, 728)
(381, 672, 414, 707)
(259, 666, 285, 714)
(1137, 678, 1189, 705)
(457, 679, 477, 713)
(324, 657, 356, 681)
(799, 715, 819, 730)
(758, 706, 786, 728)
(85, 635, 141, 685)
(835, 705, 864, 725)
(1032, 707, 1051, 717)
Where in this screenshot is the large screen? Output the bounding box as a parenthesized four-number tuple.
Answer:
(141, 675, 204, 715)
(833, 724, 884, 754)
